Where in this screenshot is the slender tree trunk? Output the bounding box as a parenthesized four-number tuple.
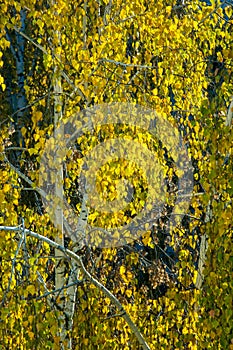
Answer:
(49, 3, 67, 347)
(51, 3, 88, 348)
(53, 67, 65, 289)
(50, 2, 91, 347)
(62, 4, 90, 347)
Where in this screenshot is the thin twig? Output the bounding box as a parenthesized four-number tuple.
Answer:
(36, 280, 83, 300)
(100, 58, 155, 70)
(198, 0, 227, 25)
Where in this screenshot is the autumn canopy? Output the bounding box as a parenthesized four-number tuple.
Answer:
(0, 0, 232, 349)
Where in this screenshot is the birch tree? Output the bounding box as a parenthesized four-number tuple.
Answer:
(0, 1, 232, 349)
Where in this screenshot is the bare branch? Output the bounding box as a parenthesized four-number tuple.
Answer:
(0, 225, 151, 350)
(36, 280, 83, 300)
(100, 58, 154, 70)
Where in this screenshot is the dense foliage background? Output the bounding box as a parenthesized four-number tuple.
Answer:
(0, 0, 232, 349)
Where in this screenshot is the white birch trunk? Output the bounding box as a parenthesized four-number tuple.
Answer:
(51, 3, 90, 348)
(53, 60, 67, 349)
(63, 4, 90, 347)
(49, 2, 67, 346)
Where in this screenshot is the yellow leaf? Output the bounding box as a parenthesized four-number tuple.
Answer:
(14, 2, 21, 12)
(142, 232, 151, 246)
(120, 285, 125, 294)
(119, 265, 126, 276)
(83, 339, 89, 345)
(34, 133, 40, 142)
(32, 111, 43, 129)
(23, 321, 28, 327)
(27, 285, 36, 295)
(28, 315, 34, 324)
(21, 127, 27, 137)
(193, 270, 198, 284)
(28, 331, 34, 340)
(28, 148, 36, 156)
(3, 184, 11, 192)
(13, 198, 18, 205)
(126, 271, 133, 282)
(126, 289, 132, 298)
